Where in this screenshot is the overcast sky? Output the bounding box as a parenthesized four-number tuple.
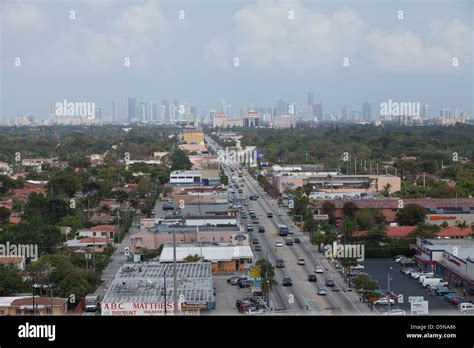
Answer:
(1, 0, 473, 118)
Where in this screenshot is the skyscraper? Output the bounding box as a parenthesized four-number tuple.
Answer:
(314, 103, 323, 120)
(128, 98, 137, 123)
(362, 101, 372, 121)
(112, 99, 121, 124)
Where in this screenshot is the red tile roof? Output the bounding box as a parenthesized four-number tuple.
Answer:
(312, 198, 474, 210)
(355, 226, 473, 238)
(90, 225, 116, 232)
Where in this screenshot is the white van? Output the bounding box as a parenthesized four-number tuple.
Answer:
(458, 303, 474, 312)
(422, 278, 448, 288)
(418, 273, 435, 283)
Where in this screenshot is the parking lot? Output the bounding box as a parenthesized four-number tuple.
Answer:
(209, 273, 251, 315)
(361, 259, 459, 315)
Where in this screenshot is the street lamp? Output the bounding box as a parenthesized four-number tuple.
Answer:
(388, 266, 393, 314)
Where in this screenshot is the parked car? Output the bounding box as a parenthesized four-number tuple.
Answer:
(325, 279, 335, 287)
(238, 278, 251, 288)
(450, 296, 468, 305)
(352, 264, 364, 271)
(401, 268, 416, 276)
(435, 287, 454, 296)
(275, 241, 283, 247)
(247, 307, 266, 315)
(317, 288, 327, 296)
(458, 302, 474, 312)
(444, 293, 458, 301)
(382, 309, 406, 315)
(374, 297, 396, 306)
(227, 276, 241, 284)
(282, 277, 293, 286)
(393, 255, 406, 262)
(307, 274, 317, 282)
(315, 266, 324, 274)
(297, 258, 306, 265)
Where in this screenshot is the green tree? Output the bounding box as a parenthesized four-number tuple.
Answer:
(0, 266, 27, 295)
(366, 225, 387, 243)
(409, 223, 440, 239)
(256, 258, 275, 294)
(342, 202, 359, 218)
(340, 217, 359, 241)
(396, 204, 426, 226)
(0, 207, 11, 226)
(321, 201, 336, 225)
(170, 149, 192, 171)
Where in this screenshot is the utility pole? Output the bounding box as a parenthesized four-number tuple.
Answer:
(173, 228, 178, 315)
(388, 267, 392, 314)
(164, 270, 167, 316)
(32, 273, 35, 316)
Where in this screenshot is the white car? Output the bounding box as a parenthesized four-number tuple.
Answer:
(374, 297, 395, 306)
(352, 264, 364, 271)
(297, 258, 306, 265)
(275, 241, 283, 247)
(458, 303, 474, 312)
(315, 266, 324, 274)
(247, 308, 266, 315)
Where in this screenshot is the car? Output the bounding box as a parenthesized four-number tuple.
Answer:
(276, 259, 285, 268)
(297, 258, 306, 265)
(275, 241, 283, 247)
(294, 238, 301, 243)
(450, 296, 468, 305)
(238, 189, 243, 193)
(374, 297, 396, 306)
(282, 277, 293, 286)
(254, 245, 262, 252)
(393, 255, 406, 262)
(244, 201, 249, 206)
(315, 266, 324, 274)
(231, 277, 247, 286)
(325, 279, 335, 287)
(285, 238, 294, 246)
(240, 184, 244, 188)
(317, 288, 327, 296)
(435, 287, 453, 296)
(258, 226, 265, 233)
(213, 287, 217, 296)
(252, 238, 259, 244)
(401, 268, 415, 276)
(458, 302, 474, 312)
(307, 274, 317, 282)
(287, 228, 294, 235)
(352, 264, 364, 271)
(246, 225, 254, 232)
(238, 278, 251, 288)
(252, 218, 259, 224)
(241, 214, 248, 219)
(444, 293, 458, 301)
(267, 212, 273, 218)
(227, 276, 241, 284)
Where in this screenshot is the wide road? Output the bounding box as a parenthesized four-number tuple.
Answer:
(210, 136, 367, 315)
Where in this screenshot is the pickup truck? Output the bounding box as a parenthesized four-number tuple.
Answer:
(423, 278, 448, 288)
(85, 294, 99, 312)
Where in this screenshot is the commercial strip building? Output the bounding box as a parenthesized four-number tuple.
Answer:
(311, 198, 474, 224)
(129, 225, 247, 254)
(412, 237, 474, 296)
(354, 225, 473, 239)
(101, 262, 214, 315)
(275, 172, 401, 195)
(159, 243, 254, 272)
(183, 129, 205, 144)
(0, 296, 68, 315)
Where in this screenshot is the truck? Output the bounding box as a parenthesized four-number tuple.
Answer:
(85, 294, 99, 312)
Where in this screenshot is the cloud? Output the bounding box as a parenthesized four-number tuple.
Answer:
(1, 2, 49, 33)
(204, 0, 472, 74)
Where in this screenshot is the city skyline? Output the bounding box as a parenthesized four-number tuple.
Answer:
(1, 0, 472, 118)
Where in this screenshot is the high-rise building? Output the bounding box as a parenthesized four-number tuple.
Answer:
(342, 107, 350, 121)
(276, 98, 288, 116)
(314, 103, 323, 120)
(362, 101, 372, 121)
(112, 99, 122, 124)
(128, 98, 137, 123)
(421, 105, 429, 119)
(139, 102, 147, 123)
(303, 106, 313, 121)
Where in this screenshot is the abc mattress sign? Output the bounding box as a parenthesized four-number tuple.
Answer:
(101, 302, 175, 315)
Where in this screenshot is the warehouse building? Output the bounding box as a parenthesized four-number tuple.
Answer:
(101, 262, 214, 315)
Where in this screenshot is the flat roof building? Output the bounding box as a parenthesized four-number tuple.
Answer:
(101, 262, 214, 315)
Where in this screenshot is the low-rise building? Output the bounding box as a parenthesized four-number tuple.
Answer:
(0, 296, 68, 315)
(159, 243, 253, 273)
(170, 170, 202, 186)
(101, 262, 214, 315)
